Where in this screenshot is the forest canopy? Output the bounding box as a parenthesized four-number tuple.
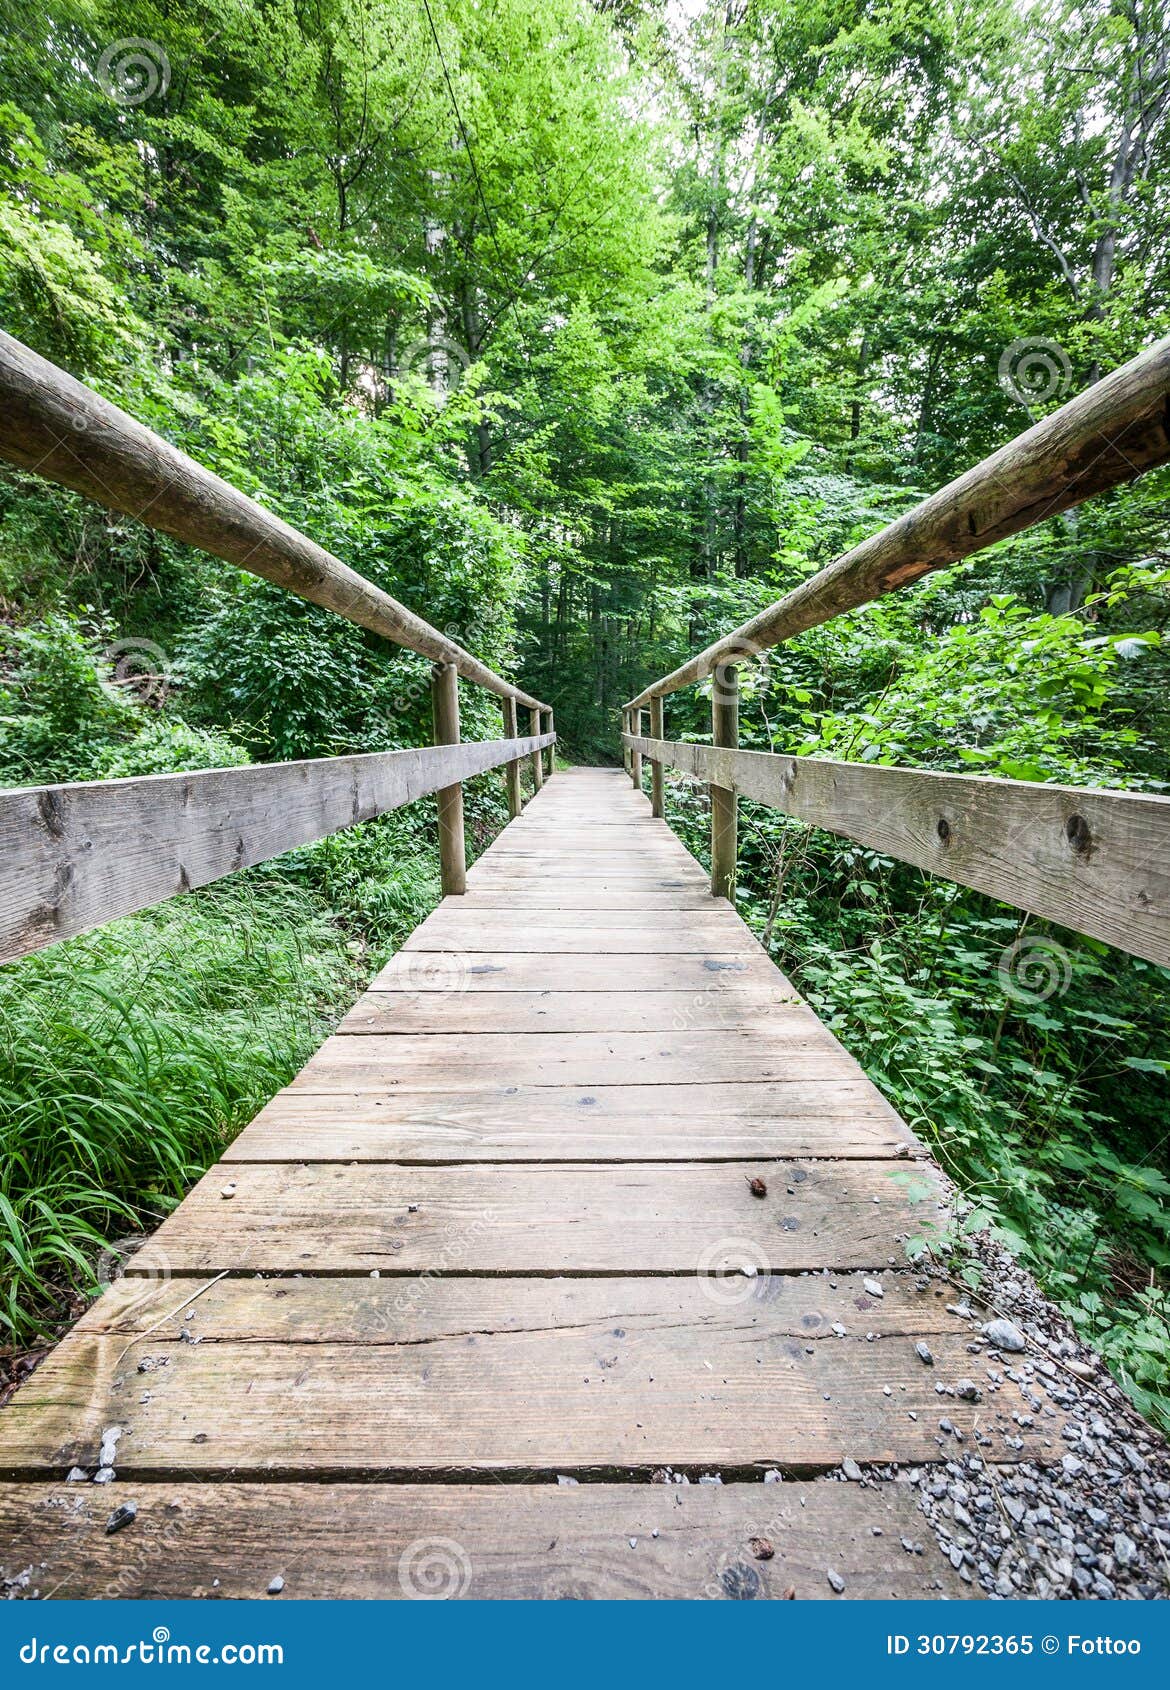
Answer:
(1, 0, 1170, 1424)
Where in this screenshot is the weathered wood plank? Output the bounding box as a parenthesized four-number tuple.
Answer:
(467, 864, 707, 885)
(223, 1082, 914, 1163)
(403, 918, 756, 955)
(369, 951, 782, 992)
(0, 331, 547, 709)
(512, 806, 648, 818)
(130, 1159, 941, 1275)
(0, 1270, 1041, 1473)
(626, 334, 1170, 705)
(0, 1479, 971, 1600)
(456, 887, 720, 908)
(0, 1275, 1052, 1476)
(0, 736, 553, 963)
(628, 737, 1170, 967)
(415, 906, 738, 932)
(289, 1033, 857, 1089)
(54, 1273, 985, 1343)
(479, 850, 696, 870)
(340, 987, 805, 1034)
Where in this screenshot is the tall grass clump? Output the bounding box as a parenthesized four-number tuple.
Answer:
(0, 878, 361, 1344)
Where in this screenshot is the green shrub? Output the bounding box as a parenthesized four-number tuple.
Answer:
(0, 614, 138, 784)
(0, 878, 360, 1343)
(92, 718, 252, 778)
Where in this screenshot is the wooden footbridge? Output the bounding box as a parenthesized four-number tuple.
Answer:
(1, 330, 1169, 1599)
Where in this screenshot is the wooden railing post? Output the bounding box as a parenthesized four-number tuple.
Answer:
(545, 710, 555, 781)
(630, 707, 643, 790)
(649, 695, 664, 818)
(530, 706, 544, 792)
(431, 662, 467, 895)
(503, 695, 523, 819)
(710, 666, 738, 900)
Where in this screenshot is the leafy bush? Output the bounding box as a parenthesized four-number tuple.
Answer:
(92, 719, 252, 778)
(795, 590, 1166, 787)
(0, 614, 138, 784)
(0, 614, 252, 784)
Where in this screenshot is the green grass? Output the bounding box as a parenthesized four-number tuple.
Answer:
(0, 877, 363, 1344)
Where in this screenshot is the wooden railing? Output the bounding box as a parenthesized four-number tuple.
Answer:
(0, 332, 555, 965)
(622, 335, 1170, 969)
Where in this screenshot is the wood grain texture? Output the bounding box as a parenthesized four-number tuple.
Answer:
(651, 693, 665, 818)
(627, 334, 1170, 704)
(0, 1479, 971, 1600)
(478, 849, 695, 870)
(369, 951, 782, 991)
(530, 705, 545, 792)
(289, 1033, 859, 1089)
(223, 1082, 914, 1163)
(340, 987, 805, 1034)
(711, 663, 738, 900)
(0, 736, 553, 962)
(403, 918, 757, 955)
(0, 1276, 1053, 1477)
(454, 887, 720, 908)
(131, 1159, 944, 1274)
(413, 906, 740, 932)
(0, 331, 546, 709)
(53, 1272, 994, 1343)
(466, 864, 708, 884)
(502, 696, 523, 820)
(625, 737, 1170, 965)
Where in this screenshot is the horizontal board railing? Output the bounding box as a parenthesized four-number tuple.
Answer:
(0, 332, 546, 713)
(624, 734, 1170, 967)
(625, 335, 1170, 709)
(0, 734, 554, 964)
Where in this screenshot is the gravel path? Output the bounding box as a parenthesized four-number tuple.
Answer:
(847, 1236, 1170, 1599)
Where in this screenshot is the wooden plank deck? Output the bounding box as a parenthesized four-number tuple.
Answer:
(0, 767, 1058, 1599)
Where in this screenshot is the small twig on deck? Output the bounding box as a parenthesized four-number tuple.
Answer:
(112, 1272, 229, 1373)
